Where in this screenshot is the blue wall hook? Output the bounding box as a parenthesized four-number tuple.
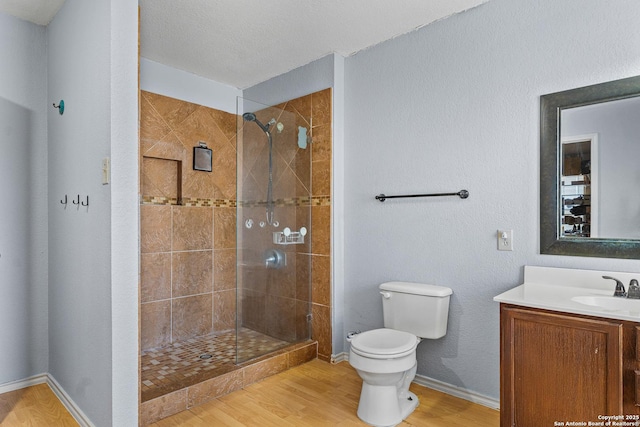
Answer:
(53, 100, 64, 115)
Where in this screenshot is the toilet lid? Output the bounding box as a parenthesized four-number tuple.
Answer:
(350, 328, 419, 359)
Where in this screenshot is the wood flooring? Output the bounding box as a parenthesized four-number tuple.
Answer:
(0, 360, 500, 426)
(0, 383, 78, 426)
(151, 359, 500, 426)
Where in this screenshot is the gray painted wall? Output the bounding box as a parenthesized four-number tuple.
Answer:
(48, 1, 114, 424)
(344, 0, 640, 400)
(243, 54, 335, 107)
(2, 2, 138, 424)
(0, 13, 49, 384)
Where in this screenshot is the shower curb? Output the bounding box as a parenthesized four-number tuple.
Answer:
(139, 340, 317, 426)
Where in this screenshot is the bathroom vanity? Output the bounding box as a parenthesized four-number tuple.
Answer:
(495, 267, 640, 427)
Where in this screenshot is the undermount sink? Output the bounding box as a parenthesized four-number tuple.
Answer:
(571, 295, 640, 312)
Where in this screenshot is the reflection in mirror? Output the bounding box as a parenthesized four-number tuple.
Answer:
(562, 96, 640, 240)
(540, 75, 640, 258)
(560, 135, 596, 238)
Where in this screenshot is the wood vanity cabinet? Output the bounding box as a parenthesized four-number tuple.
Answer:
(500, 304, 640, 427)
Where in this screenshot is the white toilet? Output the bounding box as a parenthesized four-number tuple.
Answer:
(348, 281, 452, 427)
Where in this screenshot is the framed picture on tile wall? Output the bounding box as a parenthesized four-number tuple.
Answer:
(193, 142, 212, 172)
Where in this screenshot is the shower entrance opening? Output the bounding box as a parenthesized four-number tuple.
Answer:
(139, 92, 313, 403)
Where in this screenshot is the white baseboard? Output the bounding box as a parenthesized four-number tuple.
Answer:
(0, 374, 95, 427)
(412, 374, 500, 410)
(46, 375, 95, 427)
(339, 353, 499, 411)
(0, 374, 48, 394)
(331, 352, 349, 363)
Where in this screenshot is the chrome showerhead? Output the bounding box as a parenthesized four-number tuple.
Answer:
(242, 112, 274, 133)
(242, 112, 257, 122)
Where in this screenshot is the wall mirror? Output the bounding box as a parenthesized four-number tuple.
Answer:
(540, 75, 640, 259)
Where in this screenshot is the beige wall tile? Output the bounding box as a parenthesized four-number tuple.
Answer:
(174, 107, 227, 151)
(311, 255, 330, 306)
(242, 353, 288, 386)
(139, 389, 188, 426)
(141, 253, 171, 303)
(214, 207, 236, 249)
(141, 300, 171, 351)
(172, 206, 213, 251)
(187, 369, 243, 408)
(142, 157, 179, 199)
(143, 91, 199, 130)
(311, 205, 331, 256)
(213, 248, 236, 292)
(141, 205, 172, 253)
(311, 160, 331, 197)
(295, 253, 311, 302)
(172, 250, 213, 297)
(140, 94, 171, 143)
(289, 342, 317, 367)
(312, 303, 331, 359)
(207, 109, 237, 142)
(209, 140, 237, 200)
(311, 124, 331, 162)
(295, 300, 312, 341)
(311, 88, 332, 127)
(266, 295, 296, 341)
(213, 289, 236, 332)
(286, 95, 312, 121)
(141, 131, 187, 162)
(240, 289, 266, 333)
(172, 294, 213, 341)
(266, 254, 296, 299)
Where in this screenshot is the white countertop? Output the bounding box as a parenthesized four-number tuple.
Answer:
(494, 266, 640, 322)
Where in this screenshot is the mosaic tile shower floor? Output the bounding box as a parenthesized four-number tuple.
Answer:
(141, 328, 288, 402)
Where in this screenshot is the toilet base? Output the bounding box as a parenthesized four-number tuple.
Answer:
(356, 384, 419, 427)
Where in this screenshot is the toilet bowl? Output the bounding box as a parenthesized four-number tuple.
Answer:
(348, 282, 452, 427)
(349, 328, 420, 427)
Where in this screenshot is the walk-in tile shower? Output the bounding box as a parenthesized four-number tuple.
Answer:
(138, 89, 332, 421)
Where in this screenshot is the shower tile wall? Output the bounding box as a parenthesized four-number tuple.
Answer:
(309, 89, 332, 361)
(139, 88, 332, 361)
(140, 91, 237, 351)
(271, 89, 332, 361)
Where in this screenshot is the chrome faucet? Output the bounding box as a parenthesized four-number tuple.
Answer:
(602, 276, 627, 297)
(628, 279, 640, 299)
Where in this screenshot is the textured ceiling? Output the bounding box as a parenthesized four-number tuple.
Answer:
(1, 0, 489, 89)
(0, 0, 64, 25)
(139, 0, 488, 89)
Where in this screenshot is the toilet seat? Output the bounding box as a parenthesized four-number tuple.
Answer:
(350, 328, 419, 359)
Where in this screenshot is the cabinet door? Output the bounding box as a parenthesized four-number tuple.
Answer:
(501, 305, 623, 427)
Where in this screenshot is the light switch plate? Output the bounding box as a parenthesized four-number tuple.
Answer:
(102, 157, 110, 185)
(497, 229, 513, 251)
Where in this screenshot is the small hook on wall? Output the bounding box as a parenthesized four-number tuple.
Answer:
(60, 195, 68, 205)
(72, 194, 80, 205)
(81, 196, 89, 207)
(52, 100, 64, 115)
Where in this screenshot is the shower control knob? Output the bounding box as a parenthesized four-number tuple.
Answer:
(299, 227, 307, 236)
(283, 227, 291, 236)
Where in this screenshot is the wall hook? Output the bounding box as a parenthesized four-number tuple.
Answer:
(72, 194, 80, 205)
(81, 195, 89, 207)
(60, 195, 68, 205)
(53, 100, 64, 115)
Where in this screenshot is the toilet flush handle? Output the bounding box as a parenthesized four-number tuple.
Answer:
(380, 291, 392, 299)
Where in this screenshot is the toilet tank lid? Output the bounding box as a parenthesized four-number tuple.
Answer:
(379, 281, 453, 297)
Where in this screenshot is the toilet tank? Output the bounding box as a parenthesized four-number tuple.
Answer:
(379, 281, 452, 339)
